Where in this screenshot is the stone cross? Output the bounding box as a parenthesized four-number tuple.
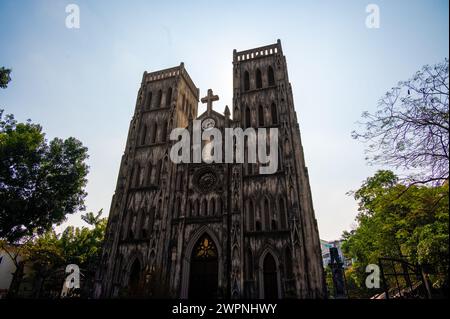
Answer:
(201, 89, 219, 112)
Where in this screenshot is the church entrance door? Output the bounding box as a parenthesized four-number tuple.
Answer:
(128, 259, 142, 296)
(263, 254, 278, 299)
(188, 234, 218, 299)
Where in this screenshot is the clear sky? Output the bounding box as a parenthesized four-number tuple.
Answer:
(0, 0, 448, 240)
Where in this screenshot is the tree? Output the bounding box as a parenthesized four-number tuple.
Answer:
(342, 170, 449, 297)
(0, 110, 89, 297)
(0, 110, 89, 243)
(23, 210, 107, 298)
(352, 59, 449, 185)
(0, 67, 11, 89)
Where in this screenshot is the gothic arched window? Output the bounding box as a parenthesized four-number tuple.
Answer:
(256, 68, 262, 89)
(129, 211, 137, 239)
(279, 197, 287, 229)
(141, 125, 147, 145)
(154, 160, 162, 184)
(258, 104, 265, 126)
(264, 197, 270, 231)
(278, 146, 283, 171)
(156, 90, 162, 108)
(133, 164, 141, 187)
(268, 66, 275, 86)
(129, 259, 141, 296)
(201, 198, 208, 216)
(146, 91, 152, 109)
(209, 198, 215, 216)
(244, 71, 250, 91)
(255, 202, 262, 231)
(146, 162, 153, 186)
(271, 103, 278, 125)
(194, 199, 200, 217)
(166, 87, 172, 107)
(179, 171, 184, 189)
(245, 248, 253, 280)
(160, 121, 167, 142)
(245, 106, 251, 128)
(216, 197, 222, 215)
(150, 123, 157, 144)
(247, 199, 255, 231)
(271, 218, 278, 231)
(186, 200, 191, 217)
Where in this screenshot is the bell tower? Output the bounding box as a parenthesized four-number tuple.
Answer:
(232, 40, 326, 298)
(95, 63, 199, 298)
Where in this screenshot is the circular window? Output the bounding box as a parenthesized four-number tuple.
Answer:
(193, 168, 219, 193)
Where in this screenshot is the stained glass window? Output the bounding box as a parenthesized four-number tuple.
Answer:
(194, 235, 217, 259)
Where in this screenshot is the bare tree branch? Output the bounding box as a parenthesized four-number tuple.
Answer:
(353, 59, 449, 185)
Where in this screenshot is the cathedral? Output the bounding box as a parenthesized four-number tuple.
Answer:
(94, 40, 326, 299)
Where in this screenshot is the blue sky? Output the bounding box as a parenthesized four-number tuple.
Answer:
(0, 0, 448, 240)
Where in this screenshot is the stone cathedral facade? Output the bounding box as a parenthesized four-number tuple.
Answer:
(94, 40, 326, 299)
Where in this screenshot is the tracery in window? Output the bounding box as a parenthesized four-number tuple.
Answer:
(194, 235, 217, 259)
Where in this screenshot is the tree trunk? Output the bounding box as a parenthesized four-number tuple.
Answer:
(6, 261, 24, 298)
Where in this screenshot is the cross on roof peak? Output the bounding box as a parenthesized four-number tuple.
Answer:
(201, 89, 219, 113)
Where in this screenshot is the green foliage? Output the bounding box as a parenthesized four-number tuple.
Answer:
(0, 67, 11, 89)
(324, 266, 334, 298)
(0, 110, 89, 243)
(25, 210, 107, 272)
(342, 170, 449, 297)
(341, 265, 381, 299)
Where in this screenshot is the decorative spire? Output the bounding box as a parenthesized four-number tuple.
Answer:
(224, 105, 230, 119)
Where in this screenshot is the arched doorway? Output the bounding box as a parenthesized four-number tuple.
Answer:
(128, 259, 142, 296)
(188, 234, 219, 298)
(263, 253, 278, 299)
